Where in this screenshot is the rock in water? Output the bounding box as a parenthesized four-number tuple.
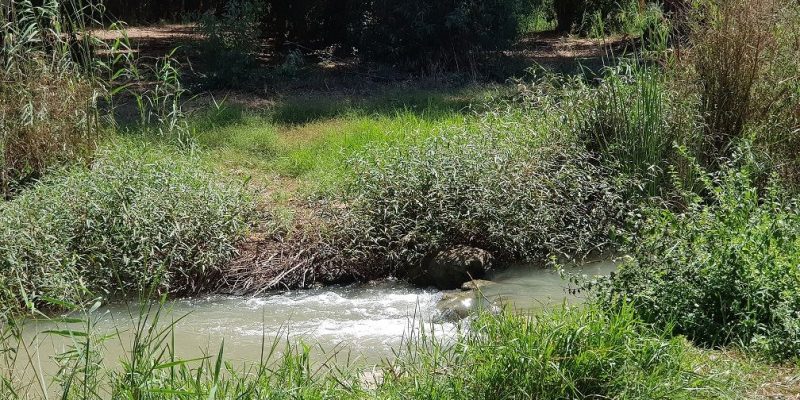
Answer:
(409, 246, 494, 289)
(436, 291, 477, 321)
(460, 279, 495, 291)
(436, 290, 503, 322)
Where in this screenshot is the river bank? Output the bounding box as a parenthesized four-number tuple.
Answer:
(2, 0, 800, 396)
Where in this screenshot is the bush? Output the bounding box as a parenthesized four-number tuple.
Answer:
(0, 67, 99, 198)
(518, 0, 557, 33)
(381, 305, 734, 399)
(262, 0, 363, 51)
(198, 0, 533, 71)
(683, 0, 800, 172)
(596, 147, 800, 360)
(554, 0, 641, 34)
(333, 111, 627, 278)
(0, 144, 253, 315)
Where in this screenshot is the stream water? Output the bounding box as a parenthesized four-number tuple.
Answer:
(12, 260, 617, 389)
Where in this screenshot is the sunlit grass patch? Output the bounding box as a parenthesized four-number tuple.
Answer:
(185, 96, 485, 194)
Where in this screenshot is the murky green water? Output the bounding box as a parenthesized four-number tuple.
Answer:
(482, 259, 617, 310)
(11, 260, 617, 391)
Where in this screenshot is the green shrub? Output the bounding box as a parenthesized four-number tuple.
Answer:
(381, 305, 734, 399)
(262, 0, 363, 51)
(596, 146, 800, 360)
(0, 144, 253, 315)
(683, 0, 800, 173)
(518, 0, 557, 33)
(333, 111, 627, 277)
(554, 0, 641, 34)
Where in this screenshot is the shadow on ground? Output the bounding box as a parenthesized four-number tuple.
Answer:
(102, 26, 640, 128)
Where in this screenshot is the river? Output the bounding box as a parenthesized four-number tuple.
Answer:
(9, 259, 616, 393)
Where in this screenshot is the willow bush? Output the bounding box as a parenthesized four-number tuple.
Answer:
(0, 144, 253, 315)
(332, 109, 628, 278)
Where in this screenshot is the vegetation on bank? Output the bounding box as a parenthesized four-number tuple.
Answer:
(597, 149, 800, 361)
(379, 304, 740, 399)
(2, 303, 750, 399)
(334, 110, 627, 279)
(0, 144, 252, 315)
(0, 0, 104, 198)
(1, 0, 800, 397)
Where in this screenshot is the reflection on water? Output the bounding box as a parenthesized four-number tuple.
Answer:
(14, 259, 617, 390)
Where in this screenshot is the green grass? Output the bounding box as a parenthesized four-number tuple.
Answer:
(176, 87, 495, 195)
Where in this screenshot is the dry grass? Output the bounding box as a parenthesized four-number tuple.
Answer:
(686, 0, 797, 168)
(0, 0, 104, 197)
(0, 68, 99, 197)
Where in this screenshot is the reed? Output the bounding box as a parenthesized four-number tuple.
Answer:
(585, 63, 678, 197)
(0, 0, 107, 197)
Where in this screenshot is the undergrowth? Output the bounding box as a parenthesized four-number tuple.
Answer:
(382, 304, 738, 399)
(0, 143, 253, 316)
(332, 107, 628, 278)
(596, 145, 800, 360)
(0, 0, 105, 197)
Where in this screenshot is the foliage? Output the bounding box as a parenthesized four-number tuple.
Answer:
(584, 62, 697, 197)
(595, 146, 800, 360)
(382, 305, 736, 399)
(196, 0, 265, 88)
(0, 144, 253, 315)
(127, 50, 192, 140)
(517, 0, 557, 33)
(755, 2, 800, 188)
(683, 0, 800, 173)
(262, 0, 364, 51)
(554, 0, 642, 34)
(103, 0, 226, 23)
(332, 109, 627, 278)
